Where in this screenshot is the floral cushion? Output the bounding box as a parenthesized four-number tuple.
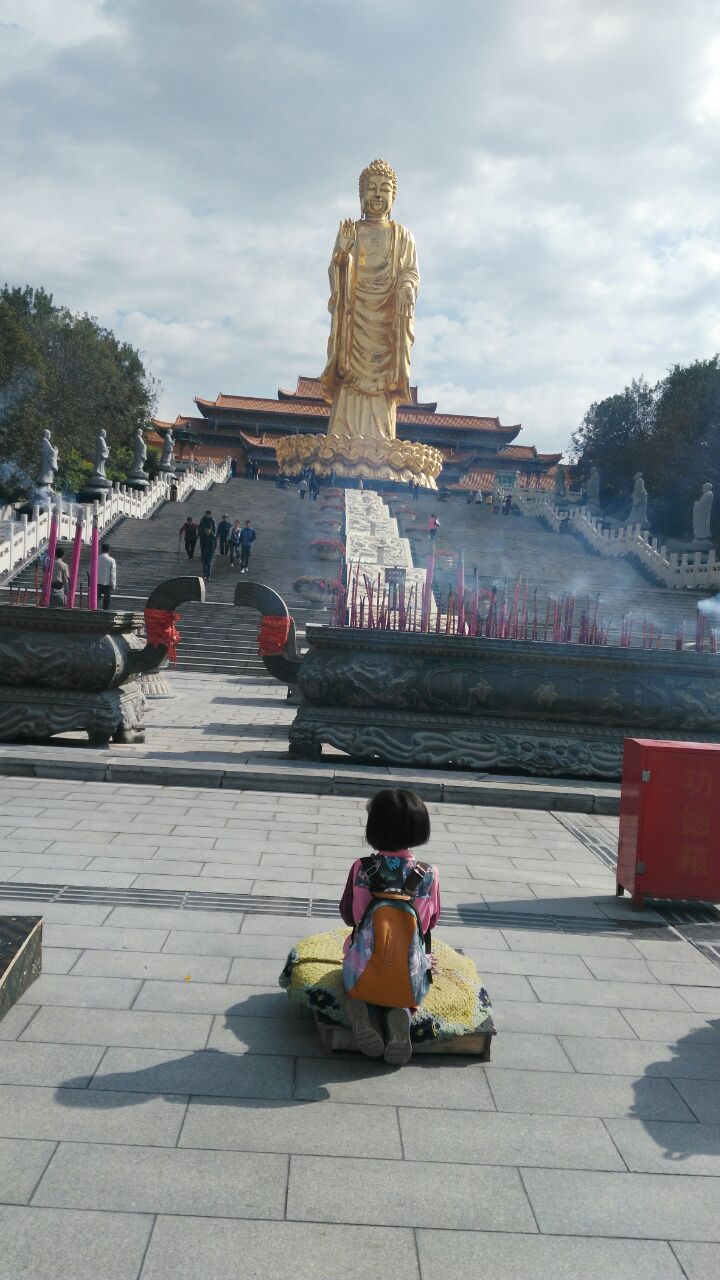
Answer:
(279, 928, 492, 1044)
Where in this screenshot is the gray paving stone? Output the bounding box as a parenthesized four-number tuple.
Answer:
(417, 1229, 684, 1280)
(207, 1014, 323, 1058)
(0, 1137, 55, 1204)
(670, 1077, 720, 1123)
(40, 948, 81, 974)
(0, 1084, 184, 1145)
(228, 956, 286, 984)
(620, 1009, 720, 1043)
(529, 976, 691, 1011)
(42, 923, 169, 951)
(286, 1153, 536, 1232)
(0, 902, 111, 924)
(87, 855, 204, 875)
(582, 955, 658, 983)
(500, 929, 642, 957)
(674, 986, 720, 1013)
(486, 1067, 695, 1119)
(103, 905, 242, 932)
(670, 1242, 720, 1279)
(17, 974, 141, 1010)
(239, 914, 339, 937)
(462, 946, 592, 978)
(0, 1003, 38, 1039)
(141, 1216, 419, 1280)
(21, 1006, 211, 1050)
(0, 1042, 104, 1087)
(90, 1046, 293, 1099)
(0, 1205, 152, 1280)
(163, 929, 292, 959)
(181, 1096, 402, 1157)
(560, 1035, 720, 1079)
(607, 1118, 720, 1175)
(34, 1140, 288, 1217)
(400, 1106, 623, 1170)
(496, 1000, 637, 1038)
(295, 1057, 496, 1109)
(522, 1166, 720, 1240)
(649, 960, 720, 987)
(485, 1030, 574, 1072)
(72, 949, 232, 983)
(134, 979, 296, 1018)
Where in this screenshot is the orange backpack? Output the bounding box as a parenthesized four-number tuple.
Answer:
(343, 856, 433, 1009)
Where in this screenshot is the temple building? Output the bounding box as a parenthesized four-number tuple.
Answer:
(151, 375, 561, 490)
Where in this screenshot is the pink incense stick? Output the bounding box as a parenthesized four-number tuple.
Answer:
(66, 511, 84, 609)
(41, 506, 59, 607)
(87, 513, 99, 611)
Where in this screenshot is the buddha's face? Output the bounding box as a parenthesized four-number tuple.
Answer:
(362, 173, 394, 220)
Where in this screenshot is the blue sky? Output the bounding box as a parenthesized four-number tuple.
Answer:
(2, 0, 720, 454)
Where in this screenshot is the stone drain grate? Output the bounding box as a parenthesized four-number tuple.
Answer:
(0, 880, 675, 935)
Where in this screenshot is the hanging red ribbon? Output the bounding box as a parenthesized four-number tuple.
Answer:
(144, 608, 182, 663)
(258, 615, 291, 656)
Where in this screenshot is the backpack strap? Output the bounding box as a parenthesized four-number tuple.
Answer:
(402, 860, 430, 898)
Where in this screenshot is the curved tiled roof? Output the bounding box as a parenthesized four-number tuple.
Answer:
(195, 393, 518, 434)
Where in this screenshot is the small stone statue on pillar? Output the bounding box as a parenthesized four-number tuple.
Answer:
(89, 429, 111, 491)
(77, 428, 112, 502)
(35, 430, 58, 498)
(626, 472, 648, 528)
(157, 429, 176, 476)
(126, 428, 149, 490)
(693, 482, 714, 543)
(586, 466, 600, 509)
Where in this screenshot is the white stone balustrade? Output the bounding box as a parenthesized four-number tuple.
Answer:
(511, 486, 720, 591)
(0, 458, 230, 582)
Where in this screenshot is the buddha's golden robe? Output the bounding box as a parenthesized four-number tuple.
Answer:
(320, 219, 419, 442)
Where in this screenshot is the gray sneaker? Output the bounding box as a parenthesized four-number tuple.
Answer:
(346, 998, 384, 1058)
(384, 1008, 412, 1066)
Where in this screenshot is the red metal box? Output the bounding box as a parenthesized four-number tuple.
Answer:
(617, 738, 720, 910)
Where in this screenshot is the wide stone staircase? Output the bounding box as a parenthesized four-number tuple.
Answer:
(5, 479, 343, 676)
(392, 492, 711, 646)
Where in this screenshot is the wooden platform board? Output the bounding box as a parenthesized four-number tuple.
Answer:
(313, 1009, 496, 1060)
(0, 916, 42, 1023)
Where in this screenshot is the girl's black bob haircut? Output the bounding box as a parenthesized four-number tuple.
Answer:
(365, 788, 431, 852)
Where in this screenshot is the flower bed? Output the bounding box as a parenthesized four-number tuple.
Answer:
(293, 575, 340, 604)
(310, 538, 345, 562)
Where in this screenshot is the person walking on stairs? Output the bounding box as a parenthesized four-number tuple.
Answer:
(198, 510, 217, 580)
(179, 516, 198, 560)
(46, 546, 69, 607)
(217, 514, 232, 556)
(239, 520, 256, 573)
(298, 478, 308, 500)
(229, 519, 242, 567)
(97, 543, 117, 610)
(428, 513, 439, 542)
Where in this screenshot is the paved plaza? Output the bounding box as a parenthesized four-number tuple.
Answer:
(1, 770, 720, 1278)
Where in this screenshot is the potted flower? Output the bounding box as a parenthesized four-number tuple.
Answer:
(310, 537, 345, 562)
(293, 575, 340, 605)
(317, 518, 342, 531)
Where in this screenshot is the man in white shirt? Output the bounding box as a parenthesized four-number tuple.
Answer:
(97, 543, 117, 610)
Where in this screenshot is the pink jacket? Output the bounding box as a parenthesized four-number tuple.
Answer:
(339, 849, 441, 951)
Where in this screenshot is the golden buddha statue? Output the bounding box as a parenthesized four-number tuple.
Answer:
(275, 160, 442, 488)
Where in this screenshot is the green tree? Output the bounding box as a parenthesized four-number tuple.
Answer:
(645, 358, 720, 537)
(570, 377, 655, 514)
(0, 284, 159, 499)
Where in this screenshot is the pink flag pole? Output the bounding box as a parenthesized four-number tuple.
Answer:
(421, 548, 436, 631)
(40, 504, 59, 607)
(66, 510, 84, 609)
(87, 510, 99, 611)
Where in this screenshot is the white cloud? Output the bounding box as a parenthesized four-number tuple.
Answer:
(1, 0, 719, 454)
